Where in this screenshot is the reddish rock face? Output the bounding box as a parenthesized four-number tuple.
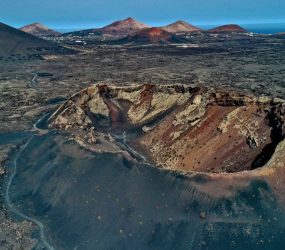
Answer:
(209, 24, 247, 33)
(50, 84, 285, 175)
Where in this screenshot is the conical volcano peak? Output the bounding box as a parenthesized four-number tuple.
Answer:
(161, 20, 201, 33)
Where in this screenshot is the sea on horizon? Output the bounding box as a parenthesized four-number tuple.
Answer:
(56, 22, 285, 34)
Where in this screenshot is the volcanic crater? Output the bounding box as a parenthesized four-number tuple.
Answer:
(49, 84, 285, 174)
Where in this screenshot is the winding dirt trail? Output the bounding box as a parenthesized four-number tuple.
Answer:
(5, 115, 55, 250)
(27, 73, 38, 88)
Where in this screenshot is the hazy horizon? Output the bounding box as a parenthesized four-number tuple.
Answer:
(53, 21, 285, 34)
(5, 18, 285, 35)
(25, 20, 285, 31)
(1, 0, 285, 32)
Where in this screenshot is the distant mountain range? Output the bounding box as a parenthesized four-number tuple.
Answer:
(1, 18, 283, 60)
(17, 18, 285, 40)
(16, 18, 255, 46)
(20, 23, 61, 37)
(74, 18, 250, 37)
(1, 18, 283, 57)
